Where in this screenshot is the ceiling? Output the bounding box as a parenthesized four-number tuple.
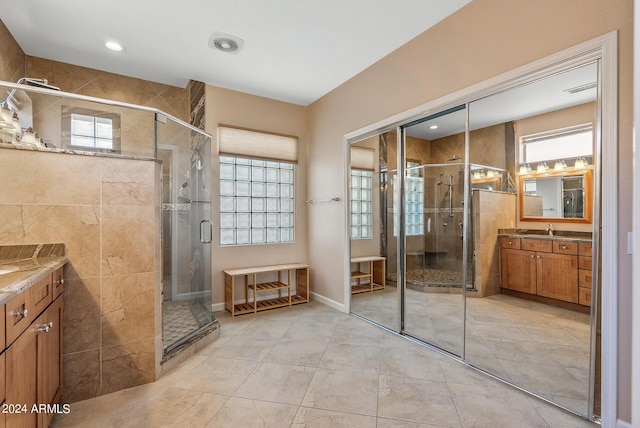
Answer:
(406, 62, 598, 140)
(0, 0, 470, 106)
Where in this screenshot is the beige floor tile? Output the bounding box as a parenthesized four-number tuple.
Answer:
(157, 392, 229, 428)
(379, 345, 445, 382)
(448, 383, 548, 428)
(159, 355, 258, 395)
(280, 318, 336, 342)
(291, 407, 377, 428)
(264, 339, 329, 367)
(301, 368, 379, 416)
(234, 362, 315, 405)
(498, 359, 588, 400)
(212, 335, 277, 361)
(204, 397, 298, 428)
(378, 375, 461, 427)
(318, 343, 379, 373)
(376, 418, 452, 427)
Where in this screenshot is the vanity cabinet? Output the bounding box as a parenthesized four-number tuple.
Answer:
(3, 266, 64, 428)
(578, 242, 593, 306)
(500, 237, 581, 306)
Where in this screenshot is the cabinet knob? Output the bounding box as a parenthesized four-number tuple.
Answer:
(508, 241, 513, 245)
(13, 308, 28, 318)
(55, 278, 65, 285)
(561, 245, 568, 250)
(537, 255, 541, 258)
(530, 255, 535, 258)
(38, 321, 54, 333)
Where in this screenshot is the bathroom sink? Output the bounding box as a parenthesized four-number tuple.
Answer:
(0, 265, 19, 275)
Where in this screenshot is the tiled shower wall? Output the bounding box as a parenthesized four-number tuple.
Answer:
(0, 148, 162, 402)
(0, 19, 25, 83)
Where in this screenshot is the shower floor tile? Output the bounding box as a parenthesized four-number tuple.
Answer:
(162, 301, 201, 347)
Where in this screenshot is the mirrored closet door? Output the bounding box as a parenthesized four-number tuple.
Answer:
(348, 59, 602, 421)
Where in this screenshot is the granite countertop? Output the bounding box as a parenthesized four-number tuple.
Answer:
(0, 244, 67, 305)
(498, 228, 592, 243)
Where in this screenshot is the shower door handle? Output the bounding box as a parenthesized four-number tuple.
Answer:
(200, 220, 212, 244)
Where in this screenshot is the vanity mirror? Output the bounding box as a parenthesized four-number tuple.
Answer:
(519, 168, 593, 222)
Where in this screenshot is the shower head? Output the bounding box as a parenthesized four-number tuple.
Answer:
(436, 180, 443, 185)
(447, 155, 461, 162)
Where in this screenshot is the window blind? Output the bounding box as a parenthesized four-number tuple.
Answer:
(218, 125, 298, 163)
(350, 146, 375, 171)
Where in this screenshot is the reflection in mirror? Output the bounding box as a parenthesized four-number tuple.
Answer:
(349, 131, 399, 331)
(466, 62, 598, 418)
(520, 169, 592, 222)
(399, 106, 468, 356)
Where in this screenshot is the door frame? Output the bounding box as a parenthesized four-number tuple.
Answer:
(344, 32, 618, 424)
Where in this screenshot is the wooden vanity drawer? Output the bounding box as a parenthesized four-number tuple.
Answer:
(30, 273, 53, 318)
(553, 241, 578, 255)
(53, 267, 64, 299)
(0, 305, 4, 352)
(521, 239, 552, 253)
(5, 289, 32, 346)
(578, 242, 592, 256)
(579, 269, 592, 288)
(579, 286, 592, 306)
(579, 256, 592, 270)
(499, 237, 520, 249)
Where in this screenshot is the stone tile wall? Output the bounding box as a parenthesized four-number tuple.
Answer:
(472, 190, 516, 297)
(0, 19, 24, 83)
(0, 147, 162, 402)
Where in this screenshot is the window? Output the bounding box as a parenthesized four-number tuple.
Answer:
(219, 156, 294, 245)
(394, 161, 424, 236)
(62, 106, 121, 152)
(351, 169, 373, 239)
(521, 124, 593, 164)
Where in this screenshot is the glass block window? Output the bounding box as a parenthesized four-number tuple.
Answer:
(219, 156, 294, 245)
(70, 114, 114, 149)
(393, 163, 424, 236)
(351, 169, 373, 239)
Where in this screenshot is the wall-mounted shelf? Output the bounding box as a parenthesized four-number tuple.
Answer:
(224, 263, 309, 316)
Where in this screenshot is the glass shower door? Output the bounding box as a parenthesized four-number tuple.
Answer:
(158, 115, 213, 354)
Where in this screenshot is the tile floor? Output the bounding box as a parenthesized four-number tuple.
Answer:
(352, 287, 592, 416)
(52, 300, 595, 428)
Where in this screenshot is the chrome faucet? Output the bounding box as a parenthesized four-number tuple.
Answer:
(546, 223, 554, 236)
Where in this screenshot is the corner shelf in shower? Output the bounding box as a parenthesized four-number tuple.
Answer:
(350, 256, 386, 294)
(224, 263, 309, 316)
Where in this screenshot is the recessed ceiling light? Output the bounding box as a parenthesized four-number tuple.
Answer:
(105, 41, 124, 52)
(429, 125, 438, 130)
(208, 32, 244, 54)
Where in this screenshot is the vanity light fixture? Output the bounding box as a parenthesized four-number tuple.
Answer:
(472, 170, 483, 180)
(554, 159, 567, 171)
(574, 157, 588, 169)
(486, 169, 496, 178)
(536, 162, 549, 173)
(105, 41, 125, 52)
(519, 163, 532, 175)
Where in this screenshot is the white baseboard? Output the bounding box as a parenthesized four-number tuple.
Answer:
(310, 291, 348, 313)
(617, 419, 632, 428)
(211, 302, 225, 312)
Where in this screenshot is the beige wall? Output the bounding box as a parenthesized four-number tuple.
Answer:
(0, 148, 162, 403)
(204, 85, 308, 308)
(306, 0, 633, 420)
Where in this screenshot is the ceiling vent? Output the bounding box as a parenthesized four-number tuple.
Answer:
(208, 32, 244, 54)
(564, 81, 597, 94)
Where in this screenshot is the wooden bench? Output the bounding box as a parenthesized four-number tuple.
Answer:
(224, 263, 309, 316)
(350, 256, 386, 294)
